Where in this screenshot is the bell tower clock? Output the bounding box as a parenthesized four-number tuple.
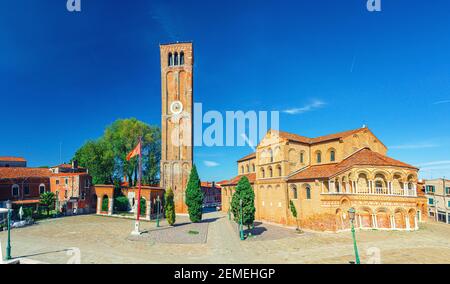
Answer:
(160, 42, 193, 214)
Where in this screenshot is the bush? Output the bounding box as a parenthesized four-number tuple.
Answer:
(140, 198, 146, 216)
(102, 197, 109, 212)
(114, 196, 129, 212)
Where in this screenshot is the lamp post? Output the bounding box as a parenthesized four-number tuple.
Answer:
(239, 199, 244, 240)
(348, 208, 360, 264)
(155, 196, 160, 228)
(6, 200, 12, 260)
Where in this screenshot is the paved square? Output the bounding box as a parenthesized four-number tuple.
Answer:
(1, 212, 450, 264)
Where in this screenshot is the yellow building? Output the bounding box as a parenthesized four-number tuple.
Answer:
(222, 127, 427, 232)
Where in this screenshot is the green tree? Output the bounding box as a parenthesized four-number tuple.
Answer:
(73, 139, 115, 184)
(114, 196, 130, 212)
(164, 188, 176, 226)
(103, 118, 161, 186)
(289, 200, 302, 232)
(72, 118, 161, 186)
(185, 165, 203, 223)
(39, 192, 56, 216)
(231, 176, 255, 228)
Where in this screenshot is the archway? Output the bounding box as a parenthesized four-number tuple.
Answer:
(394, 208, 406, 229)
(376, 208, 390, 229)
(101, 195, 109, 212)
(359, 207, 373, 228)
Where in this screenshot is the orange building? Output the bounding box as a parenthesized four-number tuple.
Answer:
(50, 172, 92, 214)
(222, 127, 427, 232)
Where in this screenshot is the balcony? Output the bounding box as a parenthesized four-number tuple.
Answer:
(323, 186, 417, 197)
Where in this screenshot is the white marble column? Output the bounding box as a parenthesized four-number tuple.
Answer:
(372, 214, 378, 229)
(146, 200, 151, 220)
(96, 196, 102, 214)
(405, 216, 411, 231)
(414, 215, 418, 230)
(108, 197, 114, 216)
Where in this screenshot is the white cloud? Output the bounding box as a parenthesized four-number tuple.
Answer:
(282, 100, 325, 115)
(432, 100, 450, 105)
(203, 160, 220, 167)
(416, 160, 450, 167)
(389, 143, 439, 150)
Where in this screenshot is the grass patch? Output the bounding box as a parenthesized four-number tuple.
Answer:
(188, 230, 199, 235)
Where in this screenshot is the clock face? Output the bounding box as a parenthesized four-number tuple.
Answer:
(170, 101, 183, 115)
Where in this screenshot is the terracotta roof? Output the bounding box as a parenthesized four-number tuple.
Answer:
(52, 164, 72, 168)
(272, 128, 368, 145)
(288, 148, 417, 181)
(216, 180, 229, 185)
(200, 182, 220, 188)
(221, 173, 256, 186)
(0, 167, 52, 179)
(237, 152, 256, 162)
(51, 172, 88, 177)
(0, 157, 26, 162)
(12, 199, 40, 205)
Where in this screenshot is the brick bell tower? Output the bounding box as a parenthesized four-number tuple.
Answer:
(160, 42, 193, 214)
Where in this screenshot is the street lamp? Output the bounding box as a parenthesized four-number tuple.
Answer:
(155, 196, 160, 228)
(348, 208, 360, 264)
(6, 200, 12, 260)
(239, 199, 244, 240)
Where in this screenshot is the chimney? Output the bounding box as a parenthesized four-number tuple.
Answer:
(72, 160, 78, 170)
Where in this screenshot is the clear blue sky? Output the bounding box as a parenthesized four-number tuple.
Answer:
(1, 0, 449, 182)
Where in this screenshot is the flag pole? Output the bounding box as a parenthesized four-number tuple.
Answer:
(132, 136, 143, 235)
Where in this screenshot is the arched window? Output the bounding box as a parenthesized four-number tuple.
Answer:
(180, 51, 185, 65)
(300, 152, 304, 164)
(12, 184, 19, 197)
(174, 52, 179, 65)
(277, 165, 282, 176)
(246, 165, 249, 173)
(168, 53, 173, 66)
(241, 166, 244, 174)
(268, 167, 273, 177)
(261, 168, 265, 178)
(39, 184, 46, 195)
(292, 185, 298, 199)
(252, 164, 255, 172)
(316, 151, 322, 163)
(306, 186, 311, 199)
(268, 148, 274, 163)
(330, 150, 335, 162)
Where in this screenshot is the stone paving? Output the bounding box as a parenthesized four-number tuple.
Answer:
(1, 211, 450, 264)
(128, 215, 210, 244)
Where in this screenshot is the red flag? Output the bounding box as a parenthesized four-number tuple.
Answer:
(126, 141, 141, 161)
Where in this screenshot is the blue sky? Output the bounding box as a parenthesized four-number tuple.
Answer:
(1, 0, 449, 182)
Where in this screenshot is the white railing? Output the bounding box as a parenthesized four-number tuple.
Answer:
(324, 187, 417, 197)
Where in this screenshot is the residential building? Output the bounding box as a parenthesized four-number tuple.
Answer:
(424, 178, 450, 224)
(0, 157, 27, 168)
(201, 182, 221, 208)
(50, 172, 92, 214)
(0, 167, 51, 209)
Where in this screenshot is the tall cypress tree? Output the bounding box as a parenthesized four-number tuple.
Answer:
(231, 176, 255, 228)
(165, 187, 176, 226)
(185, 164, 203, 222)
